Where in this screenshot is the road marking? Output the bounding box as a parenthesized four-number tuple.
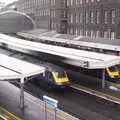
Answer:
(71, 84, 120, 105)
(0, 107, 22, 120)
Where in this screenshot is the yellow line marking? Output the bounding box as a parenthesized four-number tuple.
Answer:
(0, 107, 22, 120)
(71, 84, 120, 104)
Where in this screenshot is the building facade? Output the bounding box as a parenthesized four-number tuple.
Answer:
(67, 0, 120, 39)
(16, 0, 51, 29)
(16, 0, 120, 39)
(16, 0, 67, 32)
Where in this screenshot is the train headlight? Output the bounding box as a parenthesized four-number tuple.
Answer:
(111, 76, 114, 78)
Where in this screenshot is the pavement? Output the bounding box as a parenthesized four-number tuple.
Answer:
(0, 81, 79, 120)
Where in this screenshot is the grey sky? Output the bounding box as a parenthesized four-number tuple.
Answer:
(0, 0, 17, 5)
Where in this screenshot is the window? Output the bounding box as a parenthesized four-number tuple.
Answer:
(76, 13, 79, 23)
(96, 31, 100, 37)
(104, 11, 108, 24)
(67, 0, 73, 6)
(79, 13, 83, 23)
(96, 10, 100, 24)
(70, 13, 73, 23)
(80, 29, 83, 35)
(91, 0, 94, 3)
(76, 0, 79, 5)
(90, 11, 94, 23)
(111, 10, 115, 24)
(111, 32, 115, 39)
(85, 12, 89, 23)
(91, 30, 96, 37)
(70, 28, 73, 34)
(86, 0, 89, 3)
(67, 0, 70, 6)
(80, 0, 82, 4)
(104, 31, 108, 38)
(75, 28, 78, 35)
(96, 0, 100, 2)
(70, 0, 73, 5)
(85, 30, 89, 36)
(54, 71, 67, 78)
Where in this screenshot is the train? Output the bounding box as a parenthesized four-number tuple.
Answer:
(70, 65, 120, 84)
(34, 65, 70, 89)
(0, 47, 70, 89)
(105, 65, 120, 83)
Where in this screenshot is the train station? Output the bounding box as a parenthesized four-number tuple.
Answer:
(0, 1, 120, 120)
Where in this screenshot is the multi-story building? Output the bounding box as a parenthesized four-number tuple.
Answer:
(16, 0, 120, 39)
(16, 0, 51, 29)
(67, 0, 120, 39)
(16, 0, 67, 32)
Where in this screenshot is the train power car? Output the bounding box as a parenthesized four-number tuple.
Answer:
(34, 67, 70, 89)
(105, 65, 120, 83)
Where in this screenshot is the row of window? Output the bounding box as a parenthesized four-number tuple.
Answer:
(68, 28, 115, 39)
(68, 10, 116, 24)
(17, 0, 50, 10)
(31, 0, 50, 5)
(36, 8, 50, 16)
(67, 0, 101, 6)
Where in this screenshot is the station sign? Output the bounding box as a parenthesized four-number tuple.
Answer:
(43, 95, 58, 108)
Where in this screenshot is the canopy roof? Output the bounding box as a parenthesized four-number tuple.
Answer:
(18, 29, 120, 51)
(0, 33, 120, 69)
(0, 66, 20, 80)
(0, 53, 45, 81)
(0, 11, 34, 33)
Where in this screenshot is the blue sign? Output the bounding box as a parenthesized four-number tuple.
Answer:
(43, 96, 58, 108)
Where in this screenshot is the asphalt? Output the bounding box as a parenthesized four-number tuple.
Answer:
(0, 81, 78, 120)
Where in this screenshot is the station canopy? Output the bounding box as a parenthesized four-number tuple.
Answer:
(17, 29, 120, 52)
(0, 53, 45, 81)
(0, 66, 20, 80)
(0, 33, 120, 69)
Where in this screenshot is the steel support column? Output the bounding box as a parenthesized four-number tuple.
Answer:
(20, 77, 24, 109)
(102, 69, 105, 88)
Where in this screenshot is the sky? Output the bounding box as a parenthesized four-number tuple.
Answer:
(0, 0, 17, 5)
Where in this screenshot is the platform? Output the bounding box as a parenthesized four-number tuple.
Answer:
(0, 33, 120, 69)
(68, 71, 120, 105)
(17, 29, 120, 52)
(0, 81, 79, 120)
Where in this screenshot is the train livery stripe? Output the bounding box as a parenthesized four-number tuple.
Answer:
(52, 72, 69, 83)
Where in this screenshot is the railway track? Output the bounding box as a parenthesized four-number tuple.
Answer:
(0, 47, 120, 120)
(18, 81, 120, 120)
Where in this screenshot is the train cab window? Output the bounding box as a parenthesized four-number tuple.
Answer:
(109, 64, 120, 72)
(54, 71, 67, 78)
